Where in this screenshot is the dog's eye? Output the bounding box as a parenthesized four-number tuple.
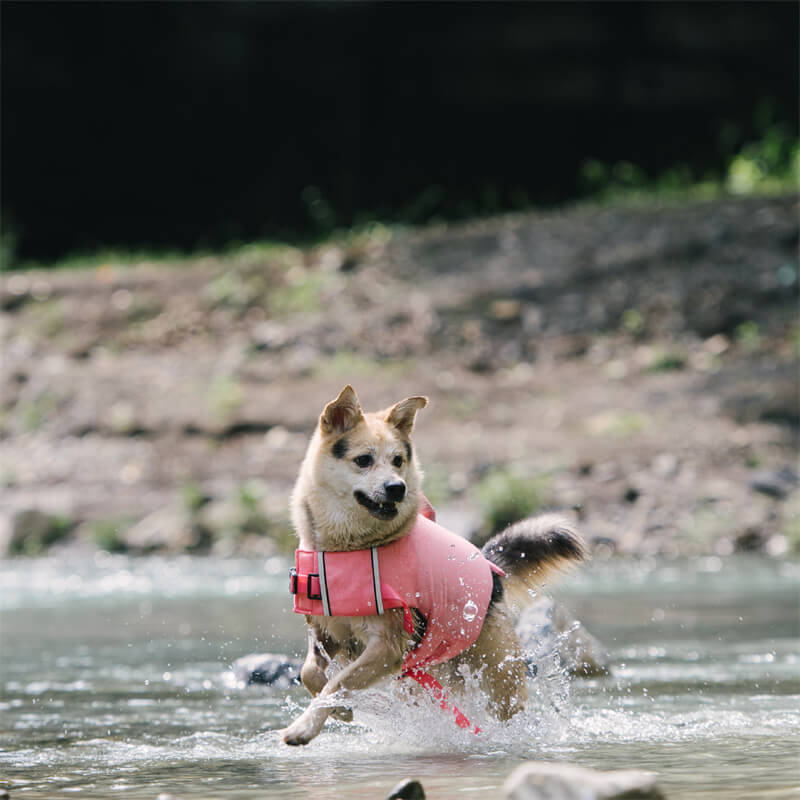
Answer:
(354, 454, 373, 468)
(392, 455, 404, 468)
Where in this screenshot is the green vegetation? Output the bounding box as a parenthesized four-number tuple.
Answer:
(735, 321, 762, 352)
(585, 410, 650, 438)
(4, 110, 795, 275)
(20, 390, 62, 432)
(581, 109, 798, 204)
(180, 480, 211, 516)
(207, 376, 244, 424)
(646, 349, 688, 373)
(89, 519, 129, 553)
(475, 466, 549, 538)
(267, 268, 330, 316)
(10, 511, 76, 556)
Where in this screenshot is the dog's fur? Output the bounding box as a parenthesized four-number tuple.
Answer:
(281, 385, 585, 745)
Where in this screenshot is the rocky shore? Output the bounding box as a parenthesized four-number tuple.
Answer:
(1, 194, 797, 559)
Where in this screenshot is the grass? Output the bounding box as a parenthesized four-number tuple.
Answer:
(10, 512, 76, 556)
(89, 519, 129, 553)
(580, 117, 798, 205)
(311, 350, 412, 382)
(207, 376, 244, 424)
(20, 391, 62, 432)
(3, 120, 796, 274)
(474, 466, 550, 538)
(585, 410, 650, 438)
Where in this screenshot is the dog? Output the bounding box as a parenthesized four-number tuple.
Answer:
(281, 385, 585, 745)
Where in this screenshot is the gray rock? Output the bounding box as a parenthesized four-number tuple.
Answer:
(517, 596, 610, 678)
(387, 778, 425, 800)
(749, 467, 799, 500)
(503, 762, 664, 800)
(551, 604, 611, 677)
(2, 509, 75, 556)
(121, 507, 210, 554)
(231, 653, 302, 688)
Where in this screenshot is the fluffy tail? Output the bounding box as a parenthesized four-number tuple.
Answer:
(482, 513, 586, 607)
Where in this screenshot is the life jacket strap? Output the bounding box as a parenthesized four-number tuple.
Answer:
(291, 549, 415, 634)
(403, 668, 482, 734)
(289, 567, 322, 601)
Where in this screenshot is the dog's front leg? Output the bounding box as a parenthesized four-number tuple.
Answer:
(282, 636, 402, 746)
(300, 625, 353, 722)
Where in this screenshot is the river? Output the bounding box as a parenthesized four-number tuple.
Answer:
(1, 553, 798, 798)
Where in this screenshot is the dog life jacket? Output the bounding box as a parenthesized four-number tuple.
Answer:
(290, 503, 505, 672)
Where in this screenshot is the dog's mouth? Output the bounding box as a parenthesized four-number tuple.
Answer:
(354, 491, 399, 520)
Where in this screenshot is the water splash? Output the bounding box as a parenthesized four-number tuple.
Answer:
(462, 600, 478, 622)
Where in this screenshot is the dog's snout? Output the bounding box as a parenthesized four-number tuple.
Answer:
(384, 480, 406, 502)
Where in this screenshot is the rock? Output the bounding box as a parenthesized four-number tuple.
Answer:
(386, 778, 425, 800)
(749, 467, 799, 500)
(517, 596, 610, 678)
(503, 762, 664, 800)
(734, 525, 767, 552)
(230, 653, 302, 688)
(551, 605, 611, 677)
(121, 507, 210, 554)
(2, 509, 75, 556)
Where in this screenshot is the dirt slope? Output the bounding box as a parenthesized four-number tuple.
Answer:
(1, 194, 797, 558)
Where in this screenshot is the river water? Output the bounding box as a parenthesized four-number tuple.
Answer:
(1, 554, 798, 799)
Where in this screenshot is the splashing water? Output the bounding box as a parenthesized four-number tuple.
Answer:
(1, 555, 798, 799)
(462, 599, 479, 621)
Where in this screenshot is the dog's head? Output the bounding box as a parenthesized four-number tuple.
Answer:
(305, 385, 427, 545)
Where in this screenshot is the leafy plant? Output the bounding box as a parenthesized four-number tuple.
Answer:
(10, 511, 76, 555)
(89, 519, 128, 553)
(475, 467, 548, 537)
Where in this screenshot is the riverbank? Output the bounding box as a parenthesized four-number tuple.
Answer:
(1, 193, 797, 559)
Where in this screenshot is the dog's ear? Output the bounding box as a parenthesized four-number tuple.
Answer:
(320, 385, 364, 436)
(385, 396, 428, 437)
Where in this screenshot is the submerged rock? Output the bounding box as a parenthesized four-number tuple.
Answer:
(386, 778, 426, 800)
(503, 762, 664, 799)
(517, 596, 610, 677)
(230, 653, 302, 687)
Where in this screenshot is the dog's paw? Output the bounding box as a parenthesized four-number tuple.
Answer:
(281, 726, 313, 746)
(281, 709, 327, 746)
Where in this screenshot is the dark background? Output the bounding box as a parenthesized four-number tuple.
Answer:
(2, 1, 798, 263)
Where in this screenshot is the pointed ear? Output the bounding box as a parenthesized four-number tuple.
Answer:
(385, 396, 428, 437)
(320, 385, 364, 436)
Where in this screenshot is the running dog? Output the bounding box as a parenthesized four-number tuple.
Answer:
(282, 385, 585, 745)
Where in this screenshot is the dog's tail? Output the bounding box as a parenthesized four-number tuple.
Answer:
(482, 513, 586, 607)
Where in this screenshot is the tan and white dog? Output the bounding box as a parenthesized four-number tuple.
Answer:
(281, 385, 585, 745)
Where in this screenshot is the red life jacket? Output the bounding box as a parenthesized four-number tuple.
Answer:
(290, 506, 504, 671)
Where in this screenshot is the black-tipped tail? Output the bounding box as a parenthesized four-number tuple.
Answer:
(482, 513, 586, 605)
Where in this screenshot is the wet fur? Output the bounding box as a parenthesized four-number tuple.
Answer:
(281, 385, 585, 745)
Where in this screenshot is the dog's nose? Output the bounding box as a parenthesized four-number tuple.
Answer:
(384, 480, 406, 503)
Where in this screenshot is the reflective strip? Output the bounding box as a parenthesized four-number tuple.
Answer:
(318, 552, 331, 616)
(371, 547, 384, 615)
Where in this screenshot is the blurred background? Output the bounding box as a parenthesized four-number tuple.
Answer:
(2, 1, 798, 262)
(0, 1, 798, 560)
(1, 6, 799, 797)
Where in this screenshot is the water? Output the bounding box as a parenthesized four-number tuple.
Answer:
(1, 554, 798, 798)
